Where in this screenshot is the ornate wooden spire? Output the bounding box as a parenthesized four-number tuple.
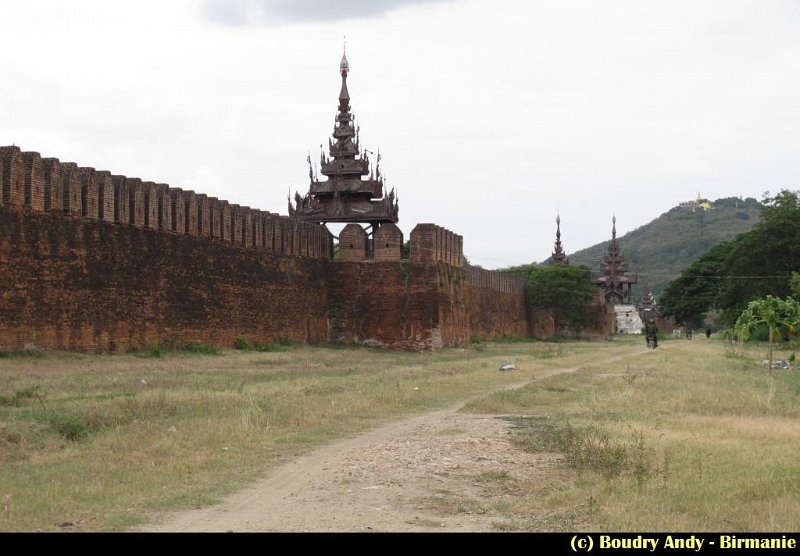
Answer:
(339, 47, 350, 109)
(592, 216, 637, 304)
(290, 49, 399, 226)
(550, 214, 568, 264)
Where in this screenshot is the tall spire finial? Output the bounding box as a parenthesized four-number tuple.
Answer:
(612, 215, 617, 240)
(340, 36, 349, 77)
(551, 212, 568, 264)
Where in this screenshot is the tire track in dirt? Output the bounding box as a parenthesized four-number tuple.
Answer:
(144, 345, 648, 531)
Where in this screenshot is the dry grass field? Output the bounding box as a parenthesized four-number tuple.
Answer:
(0, 336, 797, 531)
(464, 337, 800, 531)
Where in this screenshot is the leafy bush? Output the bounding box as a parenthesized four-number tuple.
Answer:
(183, 342, 220, 355)
(148, 342, 167, 357)
(31, 411, 95, 441)
(234, 336, 252, 350)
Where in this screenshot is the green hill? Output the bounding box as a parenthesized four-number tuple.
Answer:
(566, 197, 763, 299)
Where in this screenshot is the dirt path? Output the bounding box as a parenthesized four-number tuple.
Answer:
(145, 347, 646, 532)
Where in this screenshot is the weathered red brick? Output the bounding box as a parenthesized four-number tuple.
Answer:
(95, 171, 114, 222)
(41, 158, 63, 212)
(143, 181, 158, 229)
(79, 167, 100, 220)
(1, 147, 26, 208)
(112, 176, 129, 224)
(21, 152, 45, 212)
(374, 223, 402, 262)
(61, 163, 82, 216)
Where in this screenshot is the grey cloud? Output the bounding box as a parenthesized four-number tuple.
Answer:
(202, 0, 450, 25)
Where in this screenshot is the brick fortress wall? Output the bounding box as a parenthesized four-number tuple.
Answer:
(0, 145, 530, 351)
(329, 224, 528, 349)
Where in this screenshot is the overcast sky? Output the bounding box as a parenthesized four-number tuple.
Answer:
(1, 0, 799, 269)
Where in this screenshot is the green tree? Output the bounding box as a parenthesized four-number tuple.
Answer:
(734, 295, 800, 373)
(527, 264, 595, 334)
(716, 190, 800, 323)
(659, 241, 734, 328)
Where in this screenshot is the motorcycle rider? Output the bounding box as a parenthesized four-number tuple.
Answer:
(644, 318, 658, 348)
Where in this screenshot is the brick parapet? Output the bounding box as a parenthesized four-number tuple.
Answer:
(61, 163, 82, 216)
(252, 210, 264, 249)
(221, 200, 232, 242)
(170, 188, 186, 234)
(339, 223, 368, 261)
(112, 176, 129, 224)
(21, 152, 45, 212)
(127, 178, 144, 227)
(143, 182, 158, 230)
(464, 265, 526, 295)
(96, 171, 114, 222)
(209, 197, 222, 239)
(184, 191, 198, 237)
(156, 184, 171, 232)
(79, 167, 100, 220)
(373, 223, 403, 262)
(196, 194, 211, 237)
(231, 204, 244, 245)
(1, 145, 339, 257)
(41, 158, 63, 213)
(410, 223, 463, 266)
(0, 146, 25, 208)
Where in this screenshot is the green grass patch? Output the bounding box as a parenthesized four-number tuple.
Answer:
(0, 385, 43, 407)
(0, 348, 45, 359)
(253, 342, 287, 353)
(182, 342, 221, 355)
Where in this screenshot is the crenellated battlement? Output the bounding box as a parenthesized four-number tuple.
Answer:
(465, 265, 526, 295)
(0, 145, 334, 260)
(409, 223, 464, 266)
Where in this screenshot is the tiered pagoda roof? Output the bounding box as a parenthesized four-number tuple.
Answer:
(290, 50, 398, 226)
(591, 217, 637, 304)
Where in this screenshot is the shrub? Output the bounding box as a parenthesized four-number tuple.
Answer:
(148, 342, 167, 358)
(183, 342, 220, 355)
(32, 412, 94, 441)
(234, 336, 252, 350)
